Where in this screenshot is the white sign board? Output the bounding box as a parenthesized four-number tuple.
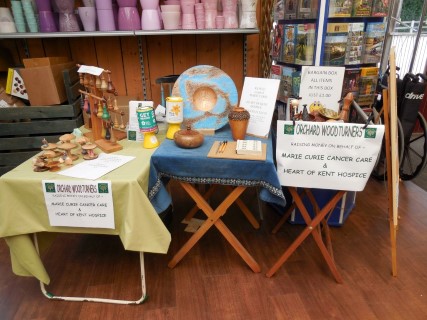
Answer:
(240, 77, 280, 138)
(42, 180, 115, 229)
(299, 66, 345, 112)
(276, 121, 385, 191)
(77, 65, 104, 76)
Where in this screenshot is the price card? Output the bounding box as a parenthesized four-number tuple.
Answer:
(299, 66, 345, 112)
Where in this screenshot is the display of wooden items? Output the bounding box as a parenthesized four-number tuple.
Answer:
(78, 66, 126, 153)
(42, 150, 61, 172)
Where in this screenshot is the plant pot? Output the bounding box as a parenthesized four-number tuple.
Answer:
(228, 106, 250, 140)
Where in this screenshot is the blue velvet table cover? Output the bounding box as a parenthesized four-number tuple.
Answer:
(149, 125, 286, 213)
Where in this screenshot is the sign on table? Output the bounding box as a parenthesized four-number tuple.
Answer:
(240, 77, 280, 138)
(299, 66, 345, 112)
(276, 121, 384, 191)
(42, 180, 115, 229)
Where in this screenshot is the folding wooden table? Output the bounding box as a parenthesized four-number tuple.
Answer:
(271, 117, 384, 281)
(266, 187, 345, 283)
(149, 127, 287, 273)
(168, 182, 261, 272)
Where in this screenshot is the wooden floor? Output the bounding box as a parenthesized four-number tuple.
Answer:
(1, 178, 427, 320)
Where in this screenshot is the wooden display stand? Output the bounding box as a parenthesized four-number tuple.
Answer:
(77, 66, 126, 153)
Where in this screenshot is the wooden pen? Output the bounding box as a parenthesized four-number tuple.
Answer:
(215, 141, 223, 154)
(220, 141, 227, 153)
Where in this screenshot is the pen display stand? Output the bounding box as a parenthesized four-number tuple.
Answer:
(78, 67, 126, 153)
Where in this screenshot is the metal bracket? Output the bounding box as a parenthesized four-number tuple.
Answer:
(137, 36, 147, 101)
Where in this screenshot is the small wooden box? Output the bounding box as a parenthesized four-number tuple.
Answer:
(0, 99, 83, 175)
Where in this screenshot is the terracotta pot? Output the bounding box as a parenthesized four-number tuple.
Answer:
(228, 106, 250, 140)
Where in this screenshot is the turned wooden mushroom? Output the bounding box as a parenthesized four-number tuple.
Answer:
(57, 142, 79, 162)
(41, 142, 58, 151)
(59, 133, 76, 144)
(32, 156, 49, 172)
(82, 143, 98, 160)
(76, 136, 90, 155)
(43, 150, 61, 172)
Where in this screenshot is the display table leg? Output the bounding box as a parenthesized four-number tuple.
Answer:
(266, 187, 345, 283)
(224, 185, 260, 229)
(184, 184, 217, 222)
(33, 234, 147, 304)
(169, 182, 261, 273)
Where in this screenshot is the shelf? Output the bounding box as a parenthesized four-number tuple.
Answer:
(326, 16, 386, 23)
(277, 19, 318, 24)
(0, 28, 259, 39)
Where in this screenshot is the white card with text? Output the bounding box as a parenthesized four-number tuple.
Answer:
(299, 66, 345, 112)
(240, 77, 280, 138)
(42, 180, 115, 229)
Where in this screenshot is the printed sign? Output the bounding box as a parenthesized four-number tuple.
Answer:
(299, 66, 345, 112)
(77, 65, 104, 76)
(42, 180, 115, 229)
(276, 121, 384, 191)
(240, 77, 280, 138)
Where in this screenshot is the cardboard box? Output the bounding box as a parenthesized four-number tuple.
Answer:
(19, 61, 75, 106)
(23, 57, 69, 68)
(290, 189, 357, 226)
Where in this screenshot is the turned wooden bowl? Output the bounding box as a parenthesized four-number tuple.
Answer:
(174, 126, 204, 149)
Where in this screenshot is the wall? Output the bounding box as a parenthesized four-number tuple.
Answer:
(0, 0, 261, 106)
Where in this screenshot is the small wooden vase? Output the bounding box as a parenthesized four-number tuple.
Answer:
(228, 106, 250, 140)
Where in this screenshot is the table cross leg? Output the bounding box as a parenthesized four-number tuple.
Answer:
(266, 188, 345, 283)
(184, 184, 217, 222)
(168, 182, 261, 273)
(225, 185, 260, 229)
(305, 189, 334, 258)
(271, 189, 307, 234)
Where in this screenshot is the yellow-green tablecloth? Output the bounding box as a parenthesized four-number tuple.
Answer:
(0, 139, 171, 284)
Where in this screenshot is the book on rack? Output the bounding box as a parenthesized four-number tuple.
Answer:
(273, 0, 285, 21)
(295, 23, 316, 65)
(284, 0, 297, 19)
(358, 66, 379, 106)
(297, 0, 318, 19)
(328, 0, 353, 17)
(270, 64, 285, 101)
(345, 22, 365, 65)
(292, 70, 301, 97)
(371, 0, 389, 17)
(271, 24, 285, 61)
(322, 23, 349, 66)
(282, 66, 296, 101)
(352, 0, 373, 16)
(282, 24, 296, 63)
(363, 21, 386, 64)
(236, 140, 262, 155)
(342, 67, 361, 99)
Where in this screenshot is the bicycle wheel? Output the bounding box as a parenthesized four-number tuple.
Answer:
(371, 119, 405, 181)
(400, 112, 427, 181)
